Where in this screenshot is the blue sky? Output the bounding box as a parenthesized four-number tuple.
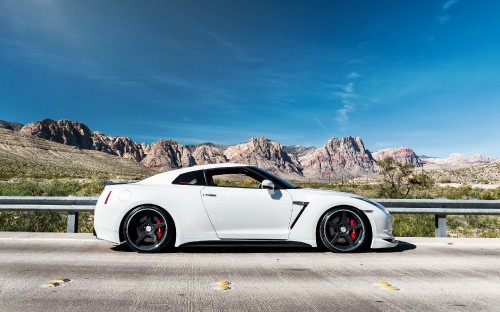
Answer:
(1, 0, 499, 157)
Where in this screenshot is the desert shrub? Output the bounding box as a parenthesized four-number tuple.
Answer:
(392, 214, 434, 237)
(376, 158, 435, 198)
(0, 211, 66, 232)
(477, 188, 500, 200)
(438, 177, 453, 183)
(447, 215, 500, 238)
(0, 211, 94, 233)
(434, 185, 473, 199)
(0, 179, 105, 196)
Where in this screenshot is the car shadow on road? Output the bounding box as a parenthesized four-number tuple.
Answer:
(111, 240, 417, 253)
(112, 242, 317, 253)
(371, 240, 416, 253)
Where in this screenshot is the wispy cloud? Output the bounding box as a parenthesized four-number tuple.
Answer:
(196, 27, 233, 48)
(336, 101, 355, 123)
(436, 15, 451, 25)
(315, 118, 327, 131)
(335, 81, 357, 127)
(347, 72, 360, 79)
(443, 0, 459, 11)
(193, 26, 259, 63)
(139, 70, 192, 88)
(436, 0, 459, 25)
(343, 82, 354, 93)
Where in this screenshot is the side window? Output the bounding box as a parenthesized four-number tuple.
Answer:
(172, 170, 206, 186)
(206, 168, 264, 189)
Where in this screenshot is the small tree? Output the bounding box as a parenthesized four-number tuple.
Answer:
(377, 158, 434, 198)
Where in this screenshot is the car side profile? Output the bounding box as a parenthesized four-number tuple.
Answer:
(93, 163, 397, 253)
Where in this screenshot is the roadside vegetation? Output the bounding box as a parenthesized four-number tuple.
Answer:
(0, 179, 105, 233)
(0, 158, 498, 238)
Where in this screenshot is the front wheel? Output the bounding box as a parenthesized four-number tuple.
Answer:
(319, 207, 369, 253)
(123, 206, 173, 252)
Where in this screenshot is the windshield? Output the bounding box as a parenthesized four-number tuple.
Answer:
(250, 167, 298, 189)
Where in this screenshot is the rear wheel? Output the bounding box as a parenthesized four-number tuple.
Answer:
(319, 207, 368, 253)
(123, 206, 173, 252)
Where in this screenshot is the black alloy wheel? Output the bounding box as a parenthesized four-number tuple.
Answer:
(123, 206, 172, 252)
(319, 207, 368, 253)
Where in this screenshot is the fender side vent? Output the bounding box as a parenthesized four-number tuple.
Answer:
(290, 202, 309, 229)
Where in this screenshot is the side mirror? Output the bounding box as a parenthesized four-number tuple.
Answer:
(261, 179, 275, 190)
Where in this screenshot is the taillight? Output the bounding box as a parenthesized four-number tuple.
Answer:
(104, 191, 112, 204)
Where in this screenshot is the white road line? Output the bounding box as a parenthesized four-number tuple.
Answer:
(404, 242, 500, 246)
(0, 237, 100, 242)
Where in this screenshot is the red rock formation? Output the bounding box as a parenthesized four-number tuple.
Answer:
(372, 147, 422, 167)
(299, 137, 376, 179)
(224, 137, 303, 178)
(140, 139, 195, 171)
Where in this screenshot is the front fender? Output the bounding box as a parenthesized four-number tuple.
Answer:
(287, 192, 389, 247)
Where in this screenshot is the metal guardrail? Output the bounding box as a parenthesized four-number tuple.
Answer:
(375, 199, 500, 237)
(0, 197, 499, 237)
(0, 196, 98, 233)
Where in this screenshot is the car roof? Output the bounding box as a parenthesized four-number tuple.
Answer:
(138, 163, 251, 185)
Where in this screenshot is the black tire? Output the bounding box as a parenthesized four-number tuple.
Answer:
(123, 205, 173, 252)
(319, 207, 369, 253)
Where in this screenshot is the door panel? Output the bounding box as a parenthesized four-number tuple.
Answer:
(200, 187, 293, 239)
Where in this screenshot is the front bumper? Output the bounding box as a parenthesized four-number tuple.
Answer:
(371, 237, 399, 249)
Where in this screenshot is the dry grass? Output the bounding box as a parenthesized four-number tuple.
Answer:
(424, 162, 500, 185)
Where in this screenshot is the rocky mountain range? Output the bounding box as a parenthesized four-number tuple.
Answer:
(224, 137, 303, 177)
(422, 153, 499, 167)
(1, 118, 496, 181)
(19, 119, 147, 162)
(372, 147, 422, 167)
(299, 137, 376, 179)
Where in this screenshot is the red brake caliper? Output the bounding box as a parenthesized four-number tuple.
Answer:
(156, 219, 163, 239)
(350, 219, 357, 240)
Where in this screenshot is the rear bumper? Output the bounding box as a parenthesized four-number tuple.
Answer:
(93, 225, 121, 244)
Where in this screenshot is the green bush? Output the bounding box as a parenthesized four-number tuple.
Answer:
(447, 215, 500, 238)
(392, 214, 434, 237)
(0, 179, 105, 196)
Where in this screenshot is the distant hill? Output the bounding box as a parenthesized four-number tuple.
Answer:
(0, 128, 154, 180)
(422, 153, 499, 167)
(0, 120, 23, 131)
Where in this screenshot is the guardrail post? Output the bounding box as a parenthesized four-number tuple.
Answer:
(435, 214, 446, 237)
(66, 211, 79, 233)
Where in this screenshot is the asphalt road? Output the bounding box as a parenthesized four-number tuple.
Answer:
(0, 233, 499, 312)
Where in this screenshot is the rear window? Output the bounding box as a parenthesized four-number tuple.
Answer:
(172, 170, 206, 186)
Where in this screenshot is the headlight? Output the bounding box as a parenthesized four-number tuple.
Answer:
(358, 197, 390, 215)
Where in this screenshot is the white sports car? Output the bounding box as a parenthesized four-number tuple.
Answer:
(94, 163, 397, 253)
